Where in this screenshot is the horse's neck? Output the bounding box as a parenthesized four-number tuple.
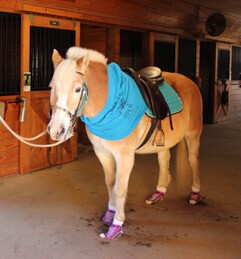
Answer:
(82, 62, 108, 117)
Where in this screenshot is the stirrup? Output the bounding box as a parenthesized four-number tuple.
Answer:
(152, 121, 165, 147)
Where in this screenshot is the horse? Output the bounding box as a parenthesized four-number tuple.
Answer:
(47, 46, 203, 240)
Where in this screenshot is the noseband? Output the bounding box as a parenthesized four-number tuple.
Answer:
(50, 71, 88, 129)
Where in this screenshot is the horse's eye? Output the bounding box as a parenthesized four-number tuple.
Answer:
(75, 87, 81, 93)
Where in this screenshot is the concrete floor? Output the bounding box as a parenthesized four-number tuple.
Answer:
(0, 119, 241, 259)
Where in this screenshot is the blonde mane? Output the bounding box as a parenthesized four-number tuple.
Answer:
(66, 46, 107, 65)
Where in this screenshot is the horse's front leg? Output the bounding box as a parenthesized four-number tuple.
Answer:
(94, 148, 116, 225)
(100, 152, 135, 239)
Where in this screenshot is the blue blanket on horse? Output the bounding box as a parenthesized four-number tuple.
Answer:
(80, 63, 182, 140)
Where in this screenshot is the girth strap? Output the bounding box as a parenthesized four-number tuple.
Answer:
(137, 117, 157, 149)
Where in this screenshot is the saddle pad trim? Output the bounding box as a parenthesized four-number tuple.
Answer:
(146, 81, 183, 118)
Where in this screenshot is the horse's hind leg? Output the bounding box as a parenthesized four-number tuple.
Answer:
(185, 133, 201, 204)
(146, 149, 171, 205)
(94, 149, 116, 224)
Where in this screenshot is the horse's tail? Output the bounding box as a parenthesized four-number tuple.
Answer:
(175, 137, 191, 194)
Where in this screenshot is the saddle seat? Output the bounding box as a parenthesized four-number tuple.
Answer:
(122, 66, 171, 124)
(138, 66, 163, 85)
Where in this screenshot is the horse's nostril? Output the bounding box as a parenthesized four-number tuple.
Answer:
(60, 126, 65, 135)
(47, 125, 51, 134)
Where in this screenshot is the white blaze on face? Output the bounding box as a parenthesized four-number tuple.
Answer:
(48, 59, 77, 141)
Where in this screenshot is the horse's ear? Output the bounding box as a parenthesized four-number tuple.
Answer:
(76, 53, 90, 74)
(52, 49, 63, 69)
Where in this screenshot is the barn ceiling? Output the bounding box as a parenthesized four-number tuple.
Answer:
(184, 0, 241, 19)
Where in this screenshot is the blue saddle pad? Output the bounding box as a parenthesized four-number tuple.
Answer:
(146, 81, 183, 117)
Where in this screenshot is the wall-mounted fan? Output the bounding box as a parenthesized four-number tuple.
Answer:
(205, 13, 226, 37)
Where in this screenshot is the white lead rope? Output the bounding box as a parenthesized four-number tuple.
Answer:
(0, 115, 70, 148)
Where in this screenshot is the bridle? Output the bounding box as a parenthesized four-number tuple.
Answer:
(50, 71, 88, 136)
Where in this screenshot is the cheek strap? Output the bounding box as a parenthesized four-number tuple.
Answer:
(75, 83, 88, 117)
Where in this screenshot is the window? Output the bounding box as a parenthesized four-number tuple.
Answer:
(30, 26, 75, 91)
(154, 41, 175, 72)
(232, 46, 241, 80)
(0, 12, 21, 95)
(218, 49, 230, 80)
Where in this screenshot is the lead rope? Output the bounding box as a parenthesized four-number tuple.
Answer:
(47, 133, 63, 169)
(0, 115, 70, 147)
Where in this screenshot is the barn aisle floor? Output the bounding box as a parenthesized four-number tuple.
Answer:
(0, 118, 241, 259)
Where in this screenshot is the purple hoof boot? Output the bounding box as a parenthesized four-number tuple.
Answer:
(145, 191, 165, 205)
(100, 224, 123, 239)
(189, 192, 201, 205)
(102, 209, 115, 225)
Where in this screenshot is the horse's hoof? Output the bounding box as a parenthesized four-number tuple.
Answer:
(145, 191, 165, 205)
(189, 192, 201, 205)
(99, 224, 123, 239)
(102, 209, 115, 225)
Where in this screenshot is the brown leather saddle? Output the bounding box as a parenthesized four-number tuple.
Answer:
(122, 66, 174, 149)
(122, 66, 173, 129)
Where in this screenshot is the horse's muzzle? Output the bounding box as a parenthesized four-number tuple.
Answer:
(47, 123, 67, 141)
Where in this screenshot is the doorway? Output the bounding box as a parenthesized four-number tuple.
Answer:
(200, 41, 216, 123)
(178, 38, 196, 82)
(154, 41, 175, 72)
(119, 30, 142, 70)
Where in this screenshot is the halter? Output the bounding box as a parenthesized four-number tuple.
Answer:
(50, 71, 88, 128)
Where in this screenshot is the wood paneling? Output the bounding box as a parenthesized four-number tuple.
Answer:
(0, 101, 20, 177)
(107, 27, 120, 63)
(1, 0, 240, 44)
(15, 0, 197, 36)
(142, 31, 154, 67)
(81, 25, 107, 56)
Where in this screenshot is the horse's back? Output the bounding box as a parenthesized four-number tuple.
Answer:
(162, 72, 203, 135)
(162, 72, 202, 103)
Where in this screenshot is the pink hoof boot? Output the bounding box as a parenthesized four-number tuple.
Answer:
(145, 191, 165, 205)
(102, 209, 115, 225)
(189, 192, 201, 205)
(100, 224, 123, 239)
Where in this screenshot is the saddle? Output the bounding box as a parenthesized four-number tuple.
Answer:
(122, 66, 173, 130)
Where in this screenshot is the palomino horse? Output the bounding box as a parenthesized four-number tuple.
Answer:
(48, 47, 203, 239)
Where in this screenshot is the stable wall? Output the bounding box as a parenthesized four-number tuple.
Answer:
(0, 0, 241, 177)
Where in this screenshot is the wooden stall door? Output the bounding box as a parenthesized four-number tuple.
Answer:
(20, 15, 80, 174)
(0, 98, 20, 177)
